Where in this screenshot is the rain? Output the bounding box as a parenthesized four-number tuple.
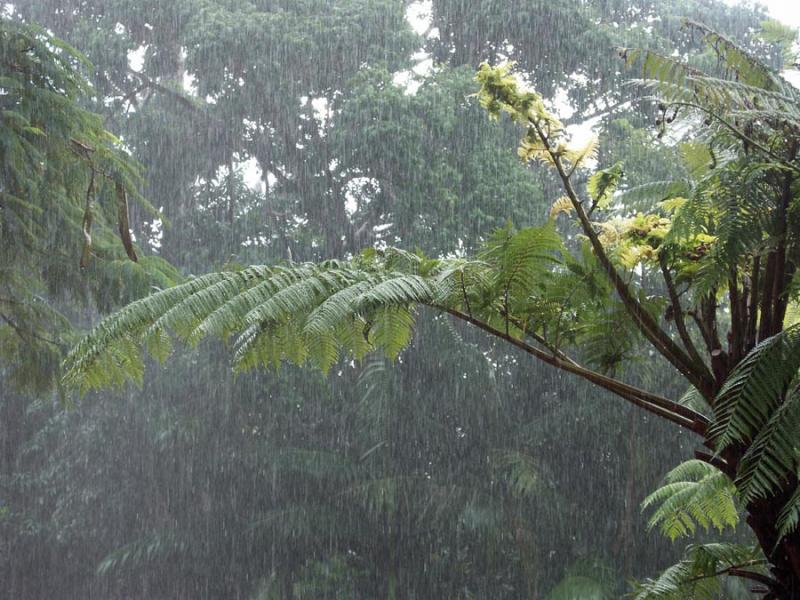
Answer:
(2, 1, 800, 598)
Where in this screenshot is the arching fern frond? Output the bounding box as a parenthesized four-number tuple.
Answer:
(682, 19, 788, 92)
(64, 221, 566, 391)
(630, 543, 766, 600)
(490, 449, 547, 500)
(734, 389, 800, 504)
(641, 460, 739, 540)
(615, 181, 690, 214)
(709, 324, 800, 450)
(480, 222, 564, 301)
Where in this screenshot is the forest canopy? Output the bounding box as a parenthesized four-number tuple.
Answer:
(3, 2, 800, 600)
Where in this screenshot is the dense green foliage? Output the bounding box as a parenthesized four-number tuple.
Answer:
(4, 1, 800, 599)
(0, 20, 176, 392)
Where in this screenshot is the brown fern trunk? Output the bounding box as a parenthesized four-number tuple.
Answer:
(746, 481, 800, 599)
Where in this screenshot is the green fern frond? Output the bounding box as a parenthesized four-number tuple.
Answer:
(682, 19, 788, 92)
(616, 181, 690, 213)
(710, 324, 800, 450)
(480, 222, 564, 305)
(368, 306, 416, 360)
(678, 386, 711, 414)
(735, 389, 800, 503)
(630, 543, 765, 600)
(621, 47, 703, 93)
(642, 460, 739, 539)
(97, 529, 187, 576)
(303, 275, 386, 337)
(432, 259, 493, 309)
(490, 449, 546, 499)
(778, 475, 800, 537)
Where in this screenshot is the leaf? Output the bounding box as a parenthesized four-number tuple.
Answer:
(642, 460, 738, 539)
(586, 162, 624, 210)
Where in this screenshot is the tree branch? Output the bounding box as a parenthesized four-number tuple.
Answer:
(659, 252, 708, 371)
(664, 101, 800, 174)
(440, 307, 709, 435)
(529, 118, 715, 399)
(80, 167, 96, 269)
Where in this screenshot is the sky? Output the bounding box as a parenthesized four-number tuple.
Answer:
(760, 0, 800, 27)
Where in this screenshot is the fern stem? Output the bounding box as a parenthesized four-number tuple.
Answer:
(664, 101, 800, 175)
(745, 254, 760, 351)
(442, 307, 709, 434)
(659, 252, 707, 371)
(529, 118, 715, 399)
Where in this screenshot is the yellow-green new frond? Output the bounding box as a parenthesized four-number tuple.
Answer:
(549, 196, 574, 220)
(587, 162, 624, 211)
(563, 135, 599, 170)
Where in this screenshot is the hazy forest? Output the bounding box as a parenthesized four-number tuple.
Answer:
(3, 1, 800, 598)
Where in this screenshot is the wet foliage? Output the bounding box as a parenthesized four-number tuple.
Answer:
(2, 2, 799, 599)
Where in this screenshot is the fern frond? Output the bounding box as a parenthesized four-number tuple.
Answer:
(778, 475, 800, 537)
(303, 275, 385, 337)
(97, 529, 187, 576)
(735, 389, 800, 503)
(480, 223, 564, 307)
(368, 306, 416, 360)
(490, 449, 546, 499)
(549, 195, 574, 220)
(563, 135, 599, 170)
(642, 460, 738, 539)
(631, 543, 764, 600)
(682, 19, 788, 92)
(616, 181, 690, 213)
(678, 386, 711, 414)
(63, 271, 237, 391)
(710, 324, 800, 450)
(586, 162, 624, 211)
(432, 259, 492, 309)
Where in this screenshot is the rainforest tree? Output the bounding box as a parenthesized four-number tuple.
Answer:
(63, 20, 800, 599)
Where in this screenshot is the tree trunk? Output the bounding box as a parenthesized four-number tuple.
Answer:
(746, 481, 800, 599)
